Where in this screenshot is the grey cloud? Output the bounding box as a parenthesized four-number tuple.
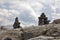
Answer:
(0, 0, 59, 26)
(56, 8, 60, 13)
(41, 5, 54, 20)
(19, 9, 37, 24)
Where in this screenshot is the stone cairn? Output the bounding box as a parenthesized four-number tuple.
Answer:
(13, 17, 21, 29)
(38, 13, 50, 25)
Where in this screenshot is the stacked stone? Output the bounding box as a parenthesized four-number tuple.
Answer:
(38, 13, 50, 25)
(13, 17, 21, 29)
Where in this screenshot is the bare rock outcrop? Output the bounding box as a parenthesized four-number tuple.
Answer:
(28, 36, 60, 40)
(0, 24, 60, 40)
(0, 29, 22, 40)
(52, 19, 60, 24)
(28, 36, 54, 40)
(23, 24, 60, 37)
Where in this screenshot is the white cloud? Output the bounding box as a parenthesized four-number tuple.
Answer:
(51, 0, 60, 21)
(0, 0, 59, 27)
(0, 0, 8, 3)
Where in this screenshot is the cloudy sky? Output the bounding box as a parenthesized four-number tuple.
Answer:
(0, 0, 59, 27)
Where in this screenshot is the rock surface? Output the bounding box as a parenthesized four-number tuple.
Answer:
(52, 19, 60, 24)
(0, 24, 60, 40)
(28, 36, 60, 40)
(23, 24, 60, 37)
(0, 29, 22, 40)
